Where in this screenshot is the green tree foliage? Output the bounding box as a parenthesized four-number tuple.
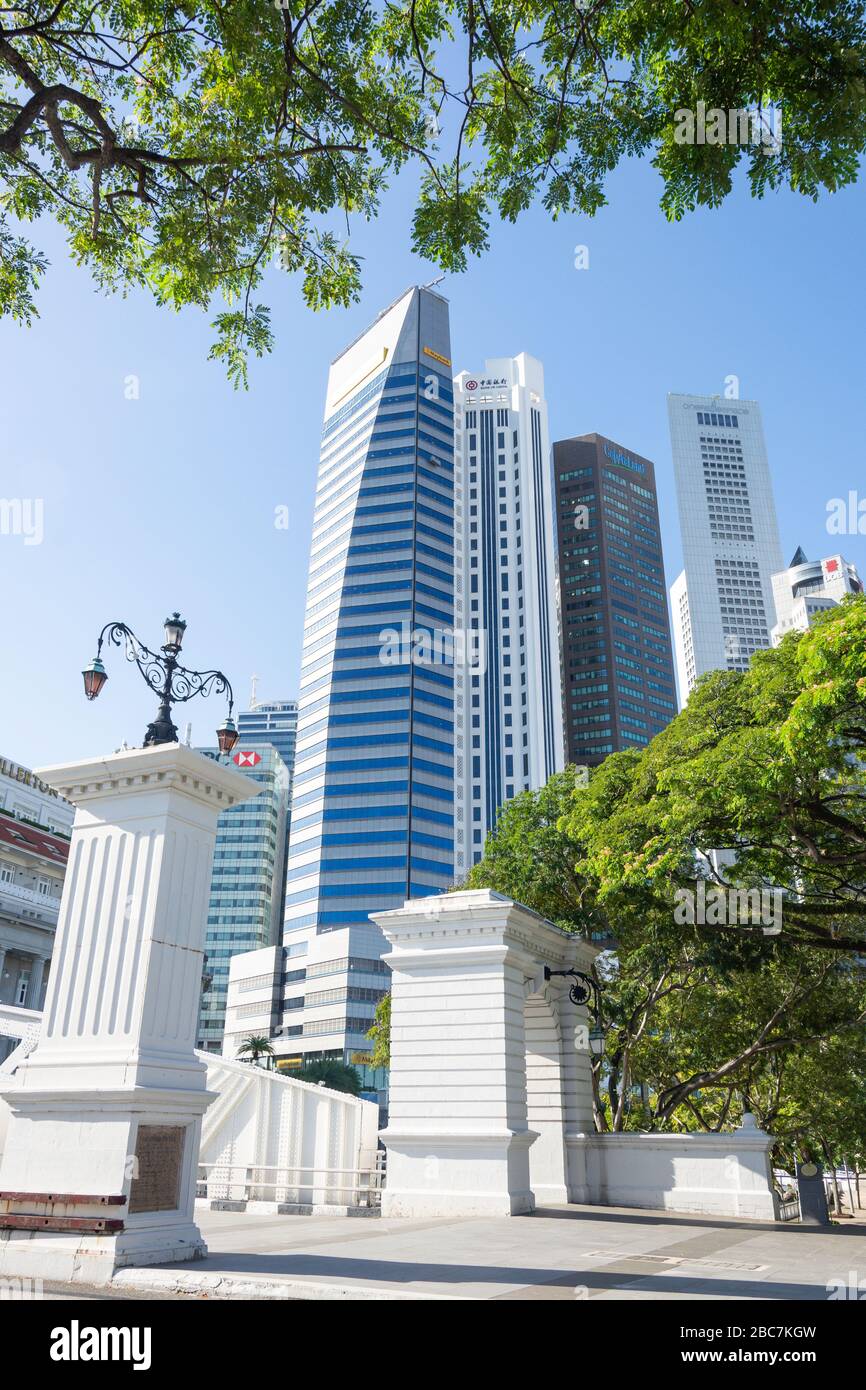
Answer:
(468, 600, 866, 1153)
(366, 992, 391, 1070)
(465, 763, 599, 932)
(566, 596, 866, 955)
(295, 1058, 362, 1095)
(751, 1027, 866, 1184)
(628, 947, 866, 1138)
(3, 1, 865, 379)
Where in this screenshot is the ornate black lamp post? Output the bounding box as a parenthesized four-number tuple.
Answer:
(544, 965, 605, 1056)
(82, 612, 239, 753)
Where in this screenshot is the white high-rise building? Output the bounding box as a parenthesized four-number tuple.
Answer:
(770, 547, 862, 645)
(452, 355, 563, 876)
(668, 394, 783, 704)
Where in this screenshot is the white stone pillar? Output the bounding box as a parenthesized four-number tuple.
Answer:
(26, 956, 45, 1010)
(374, 889, 598, 1218)
(0, 745, 258, 1284)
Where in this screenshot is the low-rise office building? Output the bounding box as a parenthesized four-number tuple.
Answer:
(770, 547, 862, 645)
(196, 745, 290, 1054)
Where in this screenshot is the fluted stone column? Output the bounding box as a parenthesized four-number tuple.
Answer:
(25, 956, 45, 1010)
(0, 745, 258, 1284)
(374, 890, 598, 1218)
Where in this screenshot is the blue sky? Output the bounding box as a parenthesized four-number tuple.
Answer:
(1, 152, 864, 768)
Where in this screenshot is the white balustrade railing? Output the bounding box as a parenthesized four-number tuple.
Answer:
(0, 879, 61, 912)
(197, 1154, 386, 1208)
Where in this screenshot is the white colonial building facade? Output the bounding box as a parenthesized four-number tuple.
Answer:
(0, 759, 72, 1062)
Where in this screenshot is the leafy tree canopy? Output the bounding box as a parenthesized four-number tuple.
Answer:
(465, 762, 598, 932)
(365, 992, 391, 1070)
(467, 753, 866, 1146)
(2, 0, 865, 380)
(466, 600, 866, 1145)
(294, 1057, 362, 1094)
(565, 596, 866, 955)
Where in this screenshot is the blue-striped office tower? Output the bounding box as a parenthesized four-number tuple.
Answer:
(273, 286, 456, 1097)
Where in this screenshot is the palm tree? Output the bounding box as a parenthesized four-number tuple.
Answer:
(236, 1035, 275, 1068)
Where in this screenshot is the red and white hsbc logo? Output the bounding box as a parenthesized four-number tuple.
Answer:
(233, 750, 261, 767)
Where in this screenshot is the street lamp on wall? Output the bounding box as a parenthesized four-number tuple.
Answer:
(82, 612, 238, 752)
(544, 965, 605, 1056)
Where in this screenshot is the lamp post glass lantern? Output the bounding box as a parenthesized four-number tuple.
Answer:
(82, 612, 239, 752)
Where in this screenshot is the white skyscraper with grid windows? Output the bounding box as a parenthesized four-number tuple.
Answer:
(668, 393, 783, 705)
(452, 355, 563, 876)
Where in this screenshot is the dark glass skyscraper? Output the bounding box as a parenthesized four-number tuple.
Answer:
(553, 433, 677, 766)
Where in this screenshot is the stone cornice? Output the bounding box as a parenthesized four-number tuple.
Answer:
(565, 1130, 775, 1151)
(36, 745, 259, 812)
(372, 889, 600, 967)
(0, 1086, 215, 1114)
(380, 1127, 539, 1147)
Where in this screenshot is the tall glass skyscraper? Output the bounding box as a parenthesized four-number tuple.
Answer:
(452, 355, 563, 875)
(196, 744, 289, 1053)
(271, 285, 455, 1086)
(668, 394, 783, 703)
(553, 433, 677, 765)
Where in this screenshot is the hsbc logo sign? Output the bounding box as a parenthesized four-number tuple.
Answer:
(233, 750, 261, 767)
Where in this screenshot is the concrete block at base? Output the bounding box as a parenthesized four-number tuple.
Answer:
(0, 1222, 206, 1284)
(380, 1131, 537, 1218)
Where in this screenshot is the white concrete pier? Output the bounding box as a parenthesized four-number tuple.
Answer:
(0, 744, 258, 1283)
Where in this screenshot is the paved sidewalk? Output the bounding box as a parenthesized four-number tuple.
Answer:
(109, 1205, 866, 1301)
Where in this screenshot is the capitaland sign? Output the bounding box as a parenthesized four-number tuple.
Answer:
(0, 757, 61, 798)
(603, 443, 645, 476)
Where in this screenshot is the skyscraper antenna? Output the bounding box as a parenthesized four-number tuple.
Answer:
(249, 673, 261, 709)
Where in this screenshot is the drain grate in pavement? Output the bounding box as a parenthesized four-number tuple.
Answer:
(584, 1250, 679, 1265)
(683, 1257, 768, 1272)
(583, 1250, 767, 1272)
